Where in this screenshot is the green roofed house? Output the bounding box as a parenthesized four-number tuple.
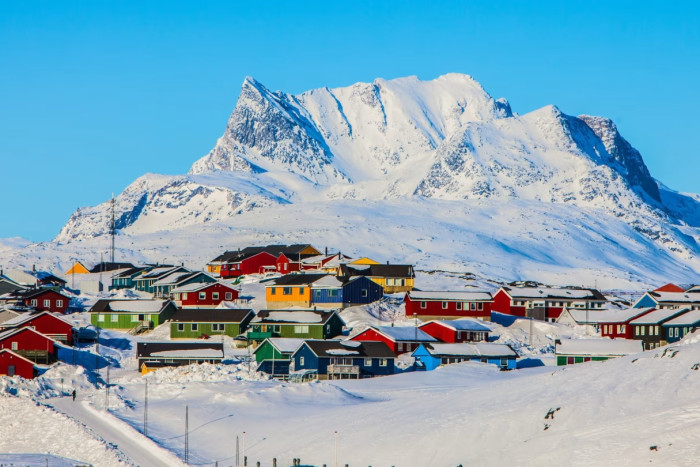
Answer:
(248, 309, 345, 344)
(170, 308, 255, 339)
(89, 299, 178, 332)
(253, 337, 306, 378)
(555, 338, 642, 365)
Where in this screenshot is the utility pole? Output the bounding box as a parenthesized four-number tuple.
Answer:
(184, 405, 189, 465)
(110, 194, 116, 264)
(334, 430, 338, 467)
(105, 364, 110, 410)
(144, 379, 148, 436)
(236, 435, 240, 466)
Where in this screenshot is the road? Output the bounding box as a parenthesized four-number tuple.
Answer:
(48, 394, 186, 467)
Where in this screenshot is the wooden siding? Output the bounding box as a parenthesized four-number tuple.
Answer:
(170, 322, 242, 339)
(266, 285, 312, 308)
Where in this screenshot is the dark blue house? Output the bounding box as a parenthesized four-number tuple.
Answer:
(412, 343, 517, 371)
(291, 339, 396, 379)
(309, 275, 384, 308)
(662, 308, 700, 343)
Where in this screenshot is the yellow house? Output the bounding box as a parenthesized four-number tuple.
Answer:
(65, 261, 90, 275)
(349, 257, 380, 265)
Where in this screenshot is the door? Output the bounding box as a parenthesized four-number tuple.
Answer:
(7, 365, 15, 376)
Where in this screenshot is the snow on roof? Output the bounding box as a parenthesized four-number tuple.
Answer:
(1, 311, 70, 327)
(255, 311, 323, 323)
(423, 343, 516, 357)
(152, 271, 192, 286)
(663, 310, 700, 326)
(505, 287, 599, 299)
(267, 338, 306, 353)
(171, 281, 233, 293)
(556, 338, 642, 356)
(428, 319, 491, 332)
(148, 348, 224, 359)
(409, 291, 493, 301)
(326, 349, 360, 355)
(648, 291, 700, 304)
(374, 326, 437, 342)
(566, 307, 654, 324)
(629, 308, 689, 325)
(310, 275, 343, 288)
(139, 266, 178, 278)
(108, 300, 168, 313)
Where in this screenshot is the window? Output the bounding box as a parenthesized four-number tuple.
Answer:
(442, 301, 448, 309)
(31, 299, 37, 307)
(283, 287, 292, 295)
(397, 342, 403, 352)
(213, 324, 224, 331)
(420, 301, 426, 309)
(294, 325, 309, 334)
(98, 314, 104, 322)
(183, 293, 188, 300)
(300, 356, 305, 366)
(270, 288, 276, 295)
(7, 365, 15, 376)
(379, 359, 387, 367)
(212, 292, 219, 300)
(177, 323, 184, 331)
(225, 292, 232, 300)
(500, 358, 508, 368)
(478, 303, 483, 310)
(456, 302, 462, 310)
(361, 289, 368, 297)
(132, 314, 139, 322)
(457, 331, 462, 340)
(621, 324, 626, 333)
(191, 323, 198, 331)
(640, 326, 645, 336)
(314, 289, 322, 297)
(199, 292, 206, 300)
(111, 315, 118, 322)
(654, 325, 659, 336)
(364, 358, 372, 366)
(328, 289, 338, 297)
(284, 263, 288, 271)
(57, 300, 63, 308)
(11, 342, 18, 350)
(470, 303, 476, 310)
(298, 287, 305, 294)
(43, 299, 50, 308)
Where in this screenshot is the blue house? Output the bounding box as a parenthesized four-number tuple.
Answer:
(634, 291, 700, 310)
(341, 276, 384, 306)
(291, 339, 396, 379)
(412, 343, 517, 371)
(662, 309, 700, 343)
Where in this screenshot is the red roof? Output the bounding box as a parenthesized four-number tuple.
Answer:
(654, 283, 685, 293)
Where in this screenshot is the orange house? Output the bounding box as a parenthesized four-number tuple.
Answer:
(265, 274, 331, 309)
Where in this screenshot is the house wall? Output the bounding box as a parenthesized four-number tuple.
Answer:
(343, 277, 383, 306)
(664, 324, 699, 343)
(176, 283, 239, 307)
(405, 297, 491, 320)
(222, 252, 278, 277)
(0, 352, 35, 378)
(254, 341, 287, 363)
(24, 290, 70, 314)
(556, 355, 612, 365)
(634, 295, 658, 308)
(369, 277, 414, 294)
(311, 288, 343, 307)
(292, 344, 321, 373)
(276, 255, 302, 274)
(0, 329, 54, 355)
(170, 322, 243, 339)
(266, 285, 312, 308)
(492, 290, 521, 316)
(9, 314, 73, 345)
(91, 305, 175, 330)
(351, 329, 397, 353)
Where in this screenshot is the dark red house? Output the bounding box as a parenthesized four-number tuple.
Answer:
(171, 282, 240, 308)
(492, 287, 607, 322)
(220, 251, 278, 278)
(0, 311, 75, 345)
(419, 319, 491, 343)
(0, 327, 56, 363)
(405, 291, 493, 321)
(0, 288, 70, 314)
(350, 326, 438, 354)
(0, 349, 36, 379)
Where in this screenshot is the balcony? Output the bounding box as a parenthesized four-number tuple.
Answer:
(327, 364, 360, 376)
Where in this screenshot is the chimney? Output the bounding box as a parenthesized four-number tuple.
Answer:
(325, 247, 328, 256)
(33, 264, 36, 272)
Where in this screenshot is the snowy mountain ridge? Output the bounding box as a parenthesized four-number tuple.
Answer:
(10, 73, 700, 286)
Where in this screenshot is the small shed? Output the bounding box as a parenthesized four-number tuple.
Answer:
(555, 338, 642, 365)
(136, 341, 225, 374)
(0, 349, 37, 379)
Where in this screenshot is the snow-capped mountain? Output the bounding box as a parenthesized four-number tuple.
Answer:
(17, 74, 700, 285)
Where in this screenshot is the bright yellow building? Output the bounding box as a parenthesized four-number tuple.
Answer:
(349, 257, 380, 265)
(65, 261, 89, 275)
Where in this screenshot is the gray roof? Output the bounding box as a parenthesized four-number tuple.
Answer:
(302, 339, 395, 358)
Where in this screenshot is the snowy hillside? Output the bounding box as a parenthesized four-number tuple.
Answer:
(5, 73, 700, 285)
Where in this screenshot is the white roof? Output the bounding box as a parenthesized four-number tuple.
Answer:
(426, 319, 491, 332)
(565, 307, 654, 324)
(267, 338, 306, 353)
(647, 291, 700, 304)
(663, 309, 700, 326)
(423, 343, 516, 357)
(1, 311, 71, 328)
(149, 348, 224, 358)
(152, 271, 193, 286)
(3, 270, 37, 286)
(326, 349, 360, 355)
(629, 308, 689, 325)
(253, 311, 323, 323)
(140, 267, 179, 278)
(556, 338, 642, 356)
(310, 275, 343, 288)
(172, 281, 234, 293)
(504, 287, 600, 300)
(374, 326, 437, 342)
(109, 300, 168, 313)
(409, 291, 493, 301)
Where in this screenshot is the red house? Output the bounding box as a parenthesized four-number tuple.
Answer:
(350, 326, 438, 354)
(419, 319, 491, 343)
(404, 291, 493, 321)
(0, 327, 56, 363)
(0, 349, 36, 379)
(0, 288, 70, 314)
(492, 287, 607, 322)
(220, 251, 278, 278)
(0, 311, 75, 345)
(557, 307, 656, 340)
(172, 282, 239, 308)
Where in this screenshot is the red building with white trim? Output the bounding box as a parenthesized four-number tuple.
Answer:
(0, 327, 56, 363)
(220, 252, 278, 278)
(350, 326, 438, 355)
(172, 282, 240, 308)
(492, 287, 607, 322)
(0, 288, 70, 314)
(419, 319, 491, 343)
(0, 349, 36, 379)
(0, 311, 75, 345)
(404, 291, 493, 321)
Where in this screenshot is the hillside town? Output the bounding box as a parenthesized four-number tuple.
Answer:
(1, 243, 698, 383)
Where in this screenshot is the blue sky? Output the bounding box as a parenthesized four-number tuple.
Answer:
(1, 1, 698, 241)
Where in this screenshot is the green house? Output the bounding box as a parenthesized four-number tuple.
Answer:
(170, 308, 254, 339)
(89, 299, 178, 331)
(132, 266, 187, 294)
(248, 309, 345, 343)
(253, 337, 306, 376)
(555, 338, 642, 365)
(109, 267, 149, 291)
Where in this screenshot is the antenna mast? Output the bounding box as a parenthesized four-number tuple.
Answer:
(110, 194, 115, 263)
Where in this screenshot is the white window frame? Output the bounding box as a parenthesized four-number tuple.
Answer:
(98, 314, 105, 322)
(199, 292, 206, 300)
(442, 301, 448, 309)
(300, 356, 305, 366)
(364, 358, 372, 366)
(56, 300, 63, 308)
(420, 301, 426, 309)
(191, 323, 198, 331)
(11, 342, 18, 350)
(225, 292, 233, 300)
(177, 323, 184, 331)
(212, 292, 219, 300)
(379, 359, 387, 367)
(111, 314, 118, 322)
